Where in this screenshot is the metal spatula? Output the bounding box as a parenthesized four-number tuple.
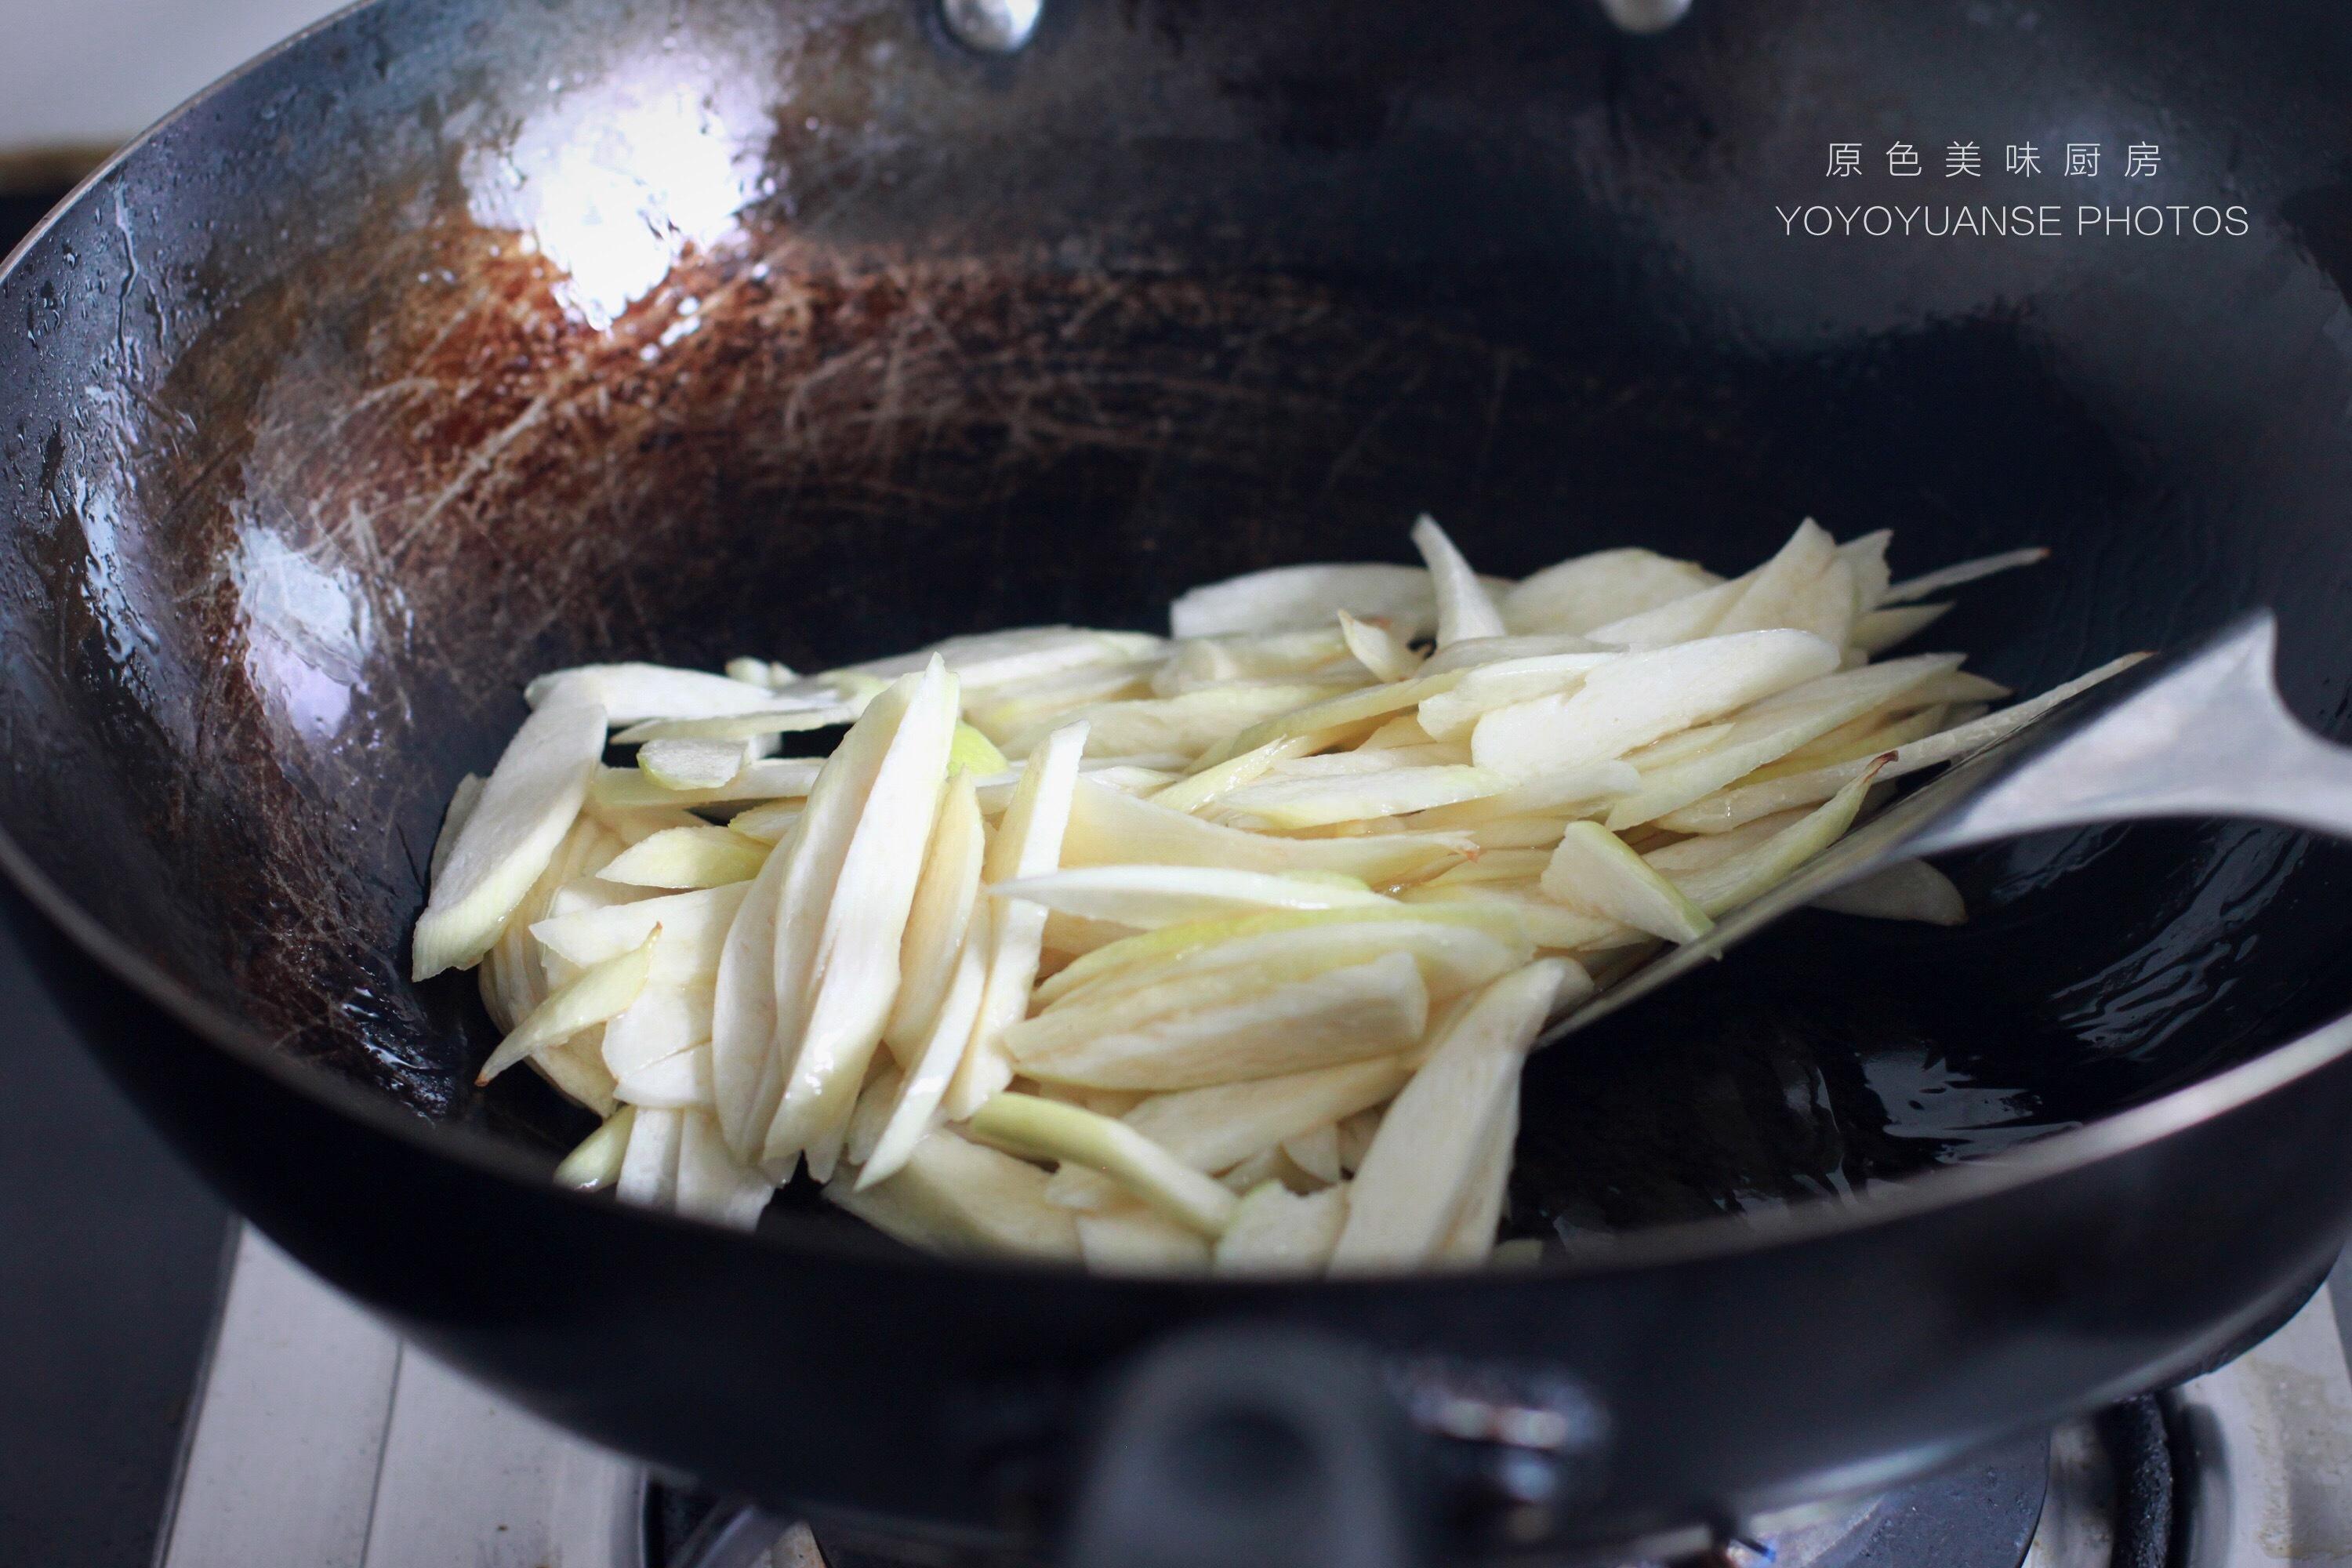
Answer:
(1549, 610, 2352, 1041)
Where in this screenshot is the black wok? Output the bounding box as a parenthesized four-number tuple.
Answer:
(5, 0, 2352, 1560)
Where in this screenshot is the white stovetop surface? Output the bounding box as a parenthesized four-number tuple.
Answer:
(0, 0, 343, 158)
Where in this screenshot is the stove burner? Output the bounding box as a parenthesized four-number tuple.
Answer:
(641, 1402, 2174, 1568)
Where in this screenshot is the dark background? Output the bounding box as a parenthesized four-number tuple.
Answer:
(0, 176, 227, 1568)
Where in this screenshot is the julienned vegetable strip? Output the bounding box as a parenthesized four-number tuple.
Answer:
(417, 519, 2109, 1269)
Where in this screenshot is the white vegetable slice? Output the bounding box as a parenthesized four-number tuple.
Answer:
(965, 661, 1160, 753)
(1338, 1109, 1381, 1172)
(616, 1106, 686, 1208)
(530, 1033, 619, 1117)
(1654, 653, 2147, 833)
(1150, 734, 1333, 816)
(1011, 950, 1431, 1091)
(480, 815, 618, 1030)
(532, 884, 747, 986)
(1601, 653, 1962, 830)
(1114, 1055, 1410, 1179)
(861, 922, 993, 1188)
(586, 800, 707, 847)
(613, 1043, 713, 1109)
(1671, 766, 1882, 916)
(1339, 612, 1422, 683)
(1502, 548, 1721, 636)
(1852, 602, 1951, 655)
(1153, 628, 1353, 694)
(1418, 634, 1606, 676)
(827, 1131, 1080, 1260)
(1838, 530, 1894, 611)
(1196, 668, 1471, 768)
(674, 1109, 772, 1229)
(1399, 883, 1639, 953)
(1583, 577, 1747, 649)
(725, 800, 801, 844)
(525, 662, 779, 723)
(413, 698, 605, 981)
(554, 1106, 637, 1191)
(1171, 562, 1440, 640)
(1405, 762, 1640, 829)
(1078, 1207, 1213, 1273)
(476, 927, 658, 1084)
(1433, 1105, 1516, 1265)
(612, 701, 861, 744)
(831, 626, 1163, 695)
(707, 815, 797, 1158)
(1417, 654, 1618, 742)
(944, 720, 1089, 1120)
(430, 774, 486, 884)
(1541, 822, 1713, 943)
(1062, 779, 1472, 888)
(1412, 515, 1507, 646)
(1330, 959, 1561, 1272)
(996, 866, 1391, 932)
(602, 985, 713, 1078)
(1711, 520, 1840, 637)
(590, 757, 823, 810)
(969, 1093, 1239, 1236)
(1216, 765, 1507, 830)
(1214, 1182, 1349, 1275)
(764, 661, 960, 1174)
(1038, 683, 1342, 762)
(1882, 546, 2049, 604)
(1282, 1123, 1344, 1185)
(1639, 809, 1809, 875)
(883, 771, 986, 1060)
(1779, 556, 1859, 648)
(1471, 630, 1840, 779)
(1810, 858, 1967, 925)
(599, 826, 769, 889)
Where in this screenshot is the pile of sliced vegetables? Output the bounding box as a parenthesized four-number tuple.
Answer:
(415, 517, 2128, 1273)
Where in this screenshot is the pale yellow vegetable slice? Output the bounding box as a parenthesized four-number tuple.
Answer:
(1397, 884, 1638, 952)
(1195, 669, 1469, 768)
(1147, 733, 1317, 815)
(1338, 1109, 1381, 1172)
(707, 816, 797, 1158)
(477, 927, 657, 1084)
(1433, 1107, 1517, 1265)
(1216, 765, 1508, 830)
(1331, 959, 1561, 1271)
(1426, 849, 1553, 886)
(1583, 576, 1747, 649)
(616, 1105, 686, 1208)
(674, 1109, 773, 1229)
(1417, 654, 1620, 741)
(1405, 762, 1639, 830)
(1412, 515, 1507, 645)
(1602, 653, 1962, 830)
(1779, 556, 1859, 648)
(554, 1105, 637, 1191)
(1077, 1207, 1213, 1273)
(1012, 950, 1430, 1091)
(614, 1042, 713, 1109)
(997, 866, 1391, 935)
(1029, 905, 1526, 1019)
(413, 698, 605, 980)
(430, 774, 486, 884)
(1711, 520, 1840, 637)
(970, 1093, 1240, 1236)
(1882, 546, 2049, 604)
(1170, 562, 1439, 640)
(1471, 630, 1840, 779)
(1639, 809, 1809, 875)
(830, 626, 1163, 695)
(1037, 683, 1342, 762)
(1120, 1054, 1410, 1178)
(532, 883, 746, 986)
(1838, 530, 1893, 609)
(726, 800, 801, 844)
(1541, 822, 1713, 943)
(1214, 1182, 1349, 1275)
(590, 757, 822, 810)
(480, 815, 617, 1030)
(950, 724, 1010, 775)
(827, 1131, 1080, 1260)
(598, 826, 769, 890)
(1503, 548, 1720, 636)
(765, 660, 960, 1173)
(613, 701, 861, 744)
(1851, 602, 1951, 655)
(966, 661, 1160, 753)
(1283, 1124, 1344, 1185)
(1672, 767, 1882, 916)
(585, 800, 707, 847)
(1758, 706, 1948, 780)
(1811, 858, 1966, 924)
(1152, 628, 1353, 694)
(883, 771, 986, 1059)
(601, 984, 713, 1078)
(1653, 654, 2146, 833)
(524, 662, 777, 723)
(1061, 779, 1472, 889)
(861, 923, 992, 1188)
(1339, 611, 1422, 682)
(945, 720, 1090, 1120)
(528, 1032, 619, 1116)
(844, 1060, 907, 1168)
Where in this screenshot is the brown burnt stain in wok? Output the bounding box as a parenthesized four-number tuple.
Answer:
(5, 0, 2352, 1232)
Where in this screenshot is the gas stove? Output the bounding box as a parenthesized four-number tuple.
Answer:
(156, 1226, 2352, 1568)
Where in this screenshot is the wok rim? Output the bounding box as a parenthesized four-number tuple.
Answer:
(4, 0, 2350, 1301)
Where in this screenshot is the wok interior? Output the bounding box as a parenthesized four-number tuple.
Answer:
(5, 0, 2352, 1244)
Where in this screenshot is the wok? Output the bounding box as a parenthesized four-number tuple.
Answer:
(5, 0, 2352, 1560)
